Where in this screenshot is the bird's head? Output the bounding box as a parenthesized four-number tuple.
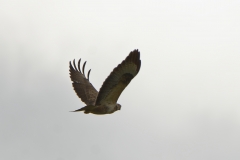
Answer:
(116, 104, 121, 111)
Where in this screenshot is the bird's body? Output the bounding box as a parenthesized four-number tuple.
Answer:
(69, 50, 141, 115)
(77, 103, 120, 115)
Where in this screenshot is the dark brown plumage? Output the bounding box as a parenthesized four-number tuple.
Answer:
(69, 49, 141, 115)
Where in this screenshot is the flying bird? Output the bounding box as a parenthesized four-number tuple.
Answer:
(69, 49, 141, 115)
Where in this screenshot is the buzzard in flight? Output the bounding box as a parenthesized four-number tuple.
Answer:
(69, 50, 141, 115)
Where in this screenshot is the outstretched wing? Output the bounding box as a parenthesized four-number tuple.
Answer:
(95, 50, 141, 105)
(69, 59, 98, 105)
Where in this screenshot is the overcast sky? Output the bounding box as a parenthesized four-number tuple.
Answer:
(1, 0, 240, 160)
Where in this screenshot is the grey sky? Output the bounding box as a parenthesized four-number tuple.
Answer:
(1, 0, 240, 159)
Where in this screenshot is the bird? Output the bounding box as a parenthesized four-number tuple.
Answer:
(69, 49, 141, 115)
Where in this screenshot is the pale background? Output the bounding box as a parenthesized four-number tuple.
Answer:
(1, 0, 240, 160)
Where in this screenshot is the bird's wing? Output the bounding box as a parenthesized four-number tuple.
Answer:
(95, 50, 141, 105)
(69, 59, 98, 105)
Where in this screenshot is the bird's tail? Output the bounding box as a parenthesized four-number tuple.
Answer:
(71, 107, 85, 112)
(70, 105, 95, 114)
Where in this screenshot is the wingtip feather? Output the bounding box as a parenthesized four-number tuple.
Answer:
(78, 59, 82, 73)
